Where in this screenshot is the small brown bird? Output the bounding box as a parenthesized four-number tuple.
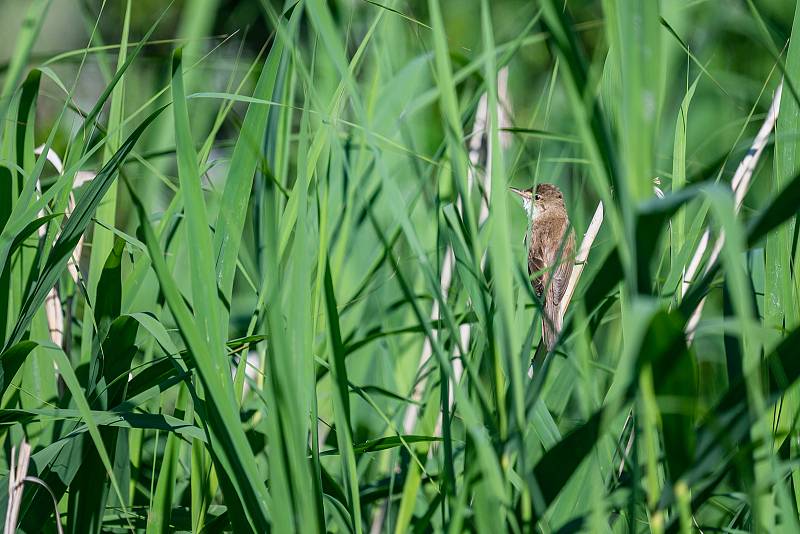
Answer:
(511, 183, 576, 350)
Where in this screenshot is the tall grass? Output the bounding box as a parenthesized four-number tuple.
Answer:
(1, 0, 800, 532)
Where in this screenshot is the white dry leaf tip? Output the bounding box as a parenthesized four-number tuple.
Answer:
(684, 81, 782, 343)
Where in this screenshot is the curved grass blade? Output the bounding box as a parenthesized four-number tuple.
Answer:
(320, 435, 442, 457)
(0, 407, 204, 442)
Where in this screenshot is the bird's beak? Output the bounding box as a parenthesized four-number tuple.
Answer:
(509, 187, 528, 199)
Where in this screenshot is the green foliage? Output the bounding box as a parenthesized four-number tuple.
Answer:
(0, 0, 798, 532)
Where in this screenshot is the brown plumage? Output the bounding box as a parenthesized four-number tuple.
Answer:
(511, 183, 575, 350)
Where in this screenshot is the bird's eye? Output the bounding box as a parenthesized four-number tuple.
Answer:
(534, 194, 542, 201)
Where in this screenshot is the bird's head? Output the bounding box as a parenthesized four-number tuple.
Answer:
(510, 183, 565, 218)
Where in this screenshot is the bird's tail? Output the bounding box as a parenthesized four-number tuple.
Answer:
(542, 301, 561, 350)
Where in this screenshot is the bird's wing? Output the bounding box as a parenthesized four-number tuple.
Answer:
(549, 225, 576, 306)
(528, 235, 546, 296)
(542, 222, 575, 350)
(528, 215, 575, 349)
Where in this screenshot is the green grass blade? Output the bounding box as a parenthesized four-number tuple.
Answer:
(323, 258, 363, 533)
(80, 0, 132, 363)
(211, 12, 292, 304)
(0, 0, 51, 128)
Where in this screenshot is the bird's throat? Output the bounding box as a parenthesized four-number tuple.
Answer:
(523, 198, 536, 219)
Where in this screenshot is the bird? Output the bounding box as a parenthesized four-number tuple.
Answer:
(510, 183, 576, 350)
